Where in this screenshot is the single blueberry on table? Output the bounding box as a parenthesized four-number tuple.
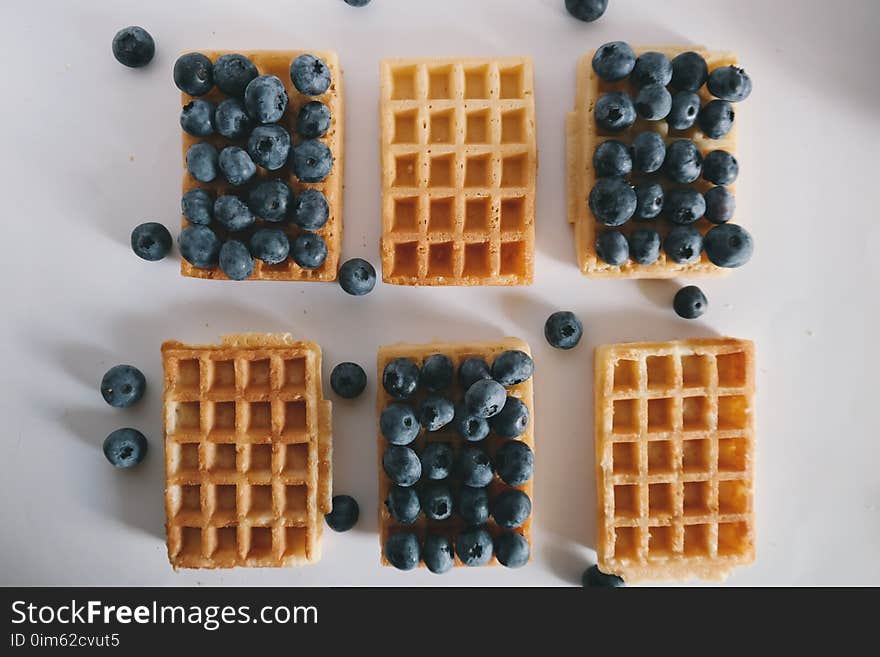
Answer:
(702, 150, 739, 186)
(420, 354, 454, 392)
(247, 125, 291, 171)
(495, 531, 530, 568)
(545, 310, 583, 350)
(635, 83, 672, 121)
(704, 223, 753, 268)
(665, 188, 706, 225)
(244, 74, 288, 124)
(591, 41, 636, 82)
(628, 228, 661, 265)
(248, 180, 293, 222)
(382, 445, 422, 487)
(699, 100, 735, 139)
(493, 489, 532, 529)
(380, 402, 418, 445)
(458, 486, 490, 525)
(131, 222, 172, 261)
(292, 189, 330, 231)
(344, 0, 372, 6)
(455, 527, 494, 567)
(630, 131, 666, 174)
(290, 54, 332, 96)
(173, 52, 213, 96)
(420, 482, 454, 521)
(325, 494, 359, 532)
(418, 395, 455, 432)
(385, 485, 420, 525)
(673, 285, 708, 319)
(214, 98, 252, 139)
(664, 140, 703, 184)
(103, 428, 148, 468)
(458, 357, 491, 390)
(111, 26, 155, 68)
(596, 230, 629, 266)
(594, 91, 637, 133)
(490, 396, 531, 439)
(180, 99, 215, 137)
(420, 442, 454, 480)
(582, 564, 625, 587)
(214, 195, 255, 232)
(185, 142, 219, 183)
(296, 101, 332, 139)
(664, 225, 703, 264)
(453, 403, 490, 442)
(101, 365, 146, 408)
(564, 0, 608, 22)
(589, 177, 637, 226)
(213, 53, 258, 97)
(291, 140, 334, 183)
(423, 535, 454, 575)
(634, 183, 664, 220)
(338, 258, 376, 296)
(383, 358, 420, 400)
(495, 440, 534, 486)
(464, 379, 507, 419)
(593, 140, 632, 178)
(707, 66, 753, 102)
(492, 350, 534, 386)
(218, 240, 254, 281)
(218, 146, 257, 186)
(249, 227, 290, 264)
(384, 531, 421, 570)
(182, 189, 213, 225)
(704, 186, 736, 224)
(290, 232, 328, 269)
(179, 225, 222, 268)
(671, 51, 708, 91)
(631, 51, 673, 88)
(668, 91, 702, 131)
(457, 446, 494, 488)
(330, 362, 367, 399)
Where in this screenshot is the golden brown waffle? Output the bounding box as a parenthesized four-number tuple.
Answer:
(567, 47, 741, 278)
(379, 57, 536, 286)
(377, 338, 534, 567)
(180, 50, 344, 281)
(594, 338, 755, 582)
(162, 334, 332, 569)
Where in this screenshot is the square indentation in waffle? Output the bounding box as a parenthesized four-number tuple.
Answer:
(180, 50, 344, 281)
(594, 338, 755, 582)
(567, 47, 744, 278)
(380, 57, 536, 285)
(162, 334, 332, 569)
(377, 338, 534, 568)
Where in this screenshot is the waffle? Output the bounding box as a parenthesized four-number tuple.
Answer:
(594, 338, 755, 582)
(162, 334, 332, 569)
(567, 47, 741, 278)
(379, 57, 537, 286)
(377, 338, 534, 567)
(180, 50, 344, 281)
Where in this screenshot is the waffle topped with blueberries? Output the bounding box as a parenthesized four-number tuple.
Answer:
(177, 50, 343, 281)
(567, 43, 753, 278)
(377, 338, 535, 572)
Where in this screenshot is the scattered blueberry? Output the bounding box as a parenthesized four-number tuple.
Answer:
(628, 228, 661, 265)
(419, 395, 455, 431)
(185, 142, 219, 183)
(464, 379, 507, 419)
(457, 446, 494, 488)
(707, 66, 753, 102)
(131, 222, 172, 261)
(290, 54, 332, 96)
(173, 52, 213, 96)
(593, 140, 632, 178)
(699, 100, 735, 139)
(111, 26, 155, 68)
(704, 223, 753, 267)
(596, 230, 629, 266)
(385, 485, 420, 524)
(664, 140, 703, 184)
(214, 98, 252, 139)
(420, 442, 454, 480)
(420, 482, 454, 521)
(181, 189, 213, 225)
(455, 527, 494, 567)
(420, 354, 454, 391)
(458, 357, 491, 390)
(493, 489, 532, 529)
(330, 362, 367, 399)
(667, 91, 701, 131)
(634, 182, 664, 220)
(344, 0, 372, 6)
(179, 225, 221, 268)
(292, 189, 330, 231)
(565, 0, 608, 21)
(423, 535, 454, 575)
(582, 564, 625, 587)
(213, 53, 258, 97)
(384, 531, 420, 570)
(458, 486, 490, 525)
(244, 74, 288, 124)
(382, 445, 422, 487)
(595, 91, 637, 132)
(339, 258, 376, 296)
(665, 188, 706, 225)
(248, 180, 293, 222)
(664, 225, 703, 264)
(296, 101, 332, 139)
(671, 51, 708, 91)
(246, 125, 291, 171)
(673, 285, 708, 319)
(214, 195, 255, 232)
(630, 131, 666, 174)
(218, 146, 256, 186)
(101, 365, 146, 408)
(325, 494, 359, 532)
(702, 150, 739, 185)
(290, 232, 328, 269)
(631, 51, 672, 88)
(704, 186, 736, 224)
(103, 428, 148, 468)
(291, 140, 334, 183)
(495, 440, 534, 486)
(635, 83, 672, 120)
(383, 358, 420, 400)
(249, 227, 290, 264)
(591, 41, 636, 82)
(589, 177, 637, 226)
(218, 240, 254, 280)
(180, 99, 215, 137)
(490, 396, 530, 439)
(492, 350, 534, 386)
(495, 531, 530, 568)
(453, 403, 490, 442)
(545, 311, 583, 350)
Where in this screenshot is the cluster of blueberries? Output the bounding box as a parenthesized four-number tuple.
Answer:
(379, 350, 536, 572)
(99, 365, 149, 468)
(588, 41, 753, 271)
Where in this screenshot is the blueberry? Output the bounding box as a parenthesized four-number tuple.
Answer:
(213, 53, 258, 97)
(591, 41, 636, 82)
(383, 358, 420, 400)
(707, 66, 753, 102)
(244, 74, 288, 124)
(628, 228, 661, 265)
(634, 183, 664, 220)
(702, 150, 739, 186)
(704, 186, 736, 224)
(589, 177, 637, 226)
(218, 146, 256, 186)
(385, 485, 420, 524)
(182, 189, 213, 225)
(596, 230, 629, 266)
(593, 140, 632, 178)
(490, 396, 530, 439)
(420, 442, 454, 480)
(699, 100, 735, 139)
(664, 140, 703, 184)
(180, 99, 215, 137)
(457, 446, 494, 488)
(635, 83, 672, 120)
(453, 403, 490, 442)
(673, 285, 708, 319)
(291, 140, 334, 183)
(704, 224, 753, 268)
(495, 440, 534, 486)
(344, 0, 372, 6)
(665, 189, 706, 225)
(131, 222, 172, 261)
(290, 232, 328, 269)
(455, 527, 494, 567)
(667, 91, 702, 131)
(594, 91, 637, 132)
(545, 310, 583, 350)
(495, 531, 530, 568)
(292, 189, 330, 231)
(458, 486, 490, 525)
(101, 365, 146, 408)
(296, 101, 332, 139)
(248, 180, 293, 222)
(246, 125, 291, 171)
(330, 362, 367, 399)
(382, 445, 422, 487)
(179, 225, 221, 268)
(458, 357, 491, 390)
(419, 395, 454, 431)
(339, 258, 376, 296)
(564, 0, 608, 22)
(103, 428, 148, 468)
(290, 54, 332, 96)
(423, 535, 454, 574)
(380, 402, 417, 445)
(215, 98, 252, 139)
(111, 26, 155, 68)
(631, 51, 672, 88)
(185, 142, 219, 183)
(630, 131, 666, 173)
(465, 379, 507, 419)
(664, 225, 703, 264)
(249, 227, 290, 264)
(218, 240, 254, 280)
(420, 482, 454, 521)
(582, 564, 625, 587)
(671, 52, 708, 91)
(214, 195, 255, 232)
(384, 531, 420, 570)
(492, 489, 532, 529)
(492, 350, 534, 386)
(173, 52, 213, 96)
(325, 494, 359, 532)
(420, 354, 454, 391)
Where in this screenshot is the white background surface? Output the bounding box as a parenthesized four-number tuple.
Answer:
(2, 0, 878, 587)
